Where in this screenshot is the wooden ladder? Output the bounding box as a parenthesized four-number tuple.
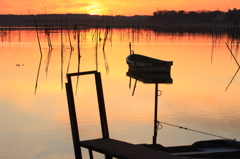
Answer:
(65, 71, 182, 159)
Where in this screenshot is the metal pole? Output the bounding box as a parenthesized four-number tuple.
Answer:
(152, 83, 158, 149)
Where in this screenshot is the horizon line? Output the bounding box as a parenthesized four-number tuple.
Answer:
(1, 8, 238, 17)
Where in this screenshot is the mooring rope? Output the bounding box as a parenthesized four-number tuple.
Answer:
(156, 121, 163, 130)
(157, 121, 236, 141)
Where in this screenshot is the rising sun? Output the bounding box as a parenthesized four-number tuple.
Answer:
(84, 2, 105, 15)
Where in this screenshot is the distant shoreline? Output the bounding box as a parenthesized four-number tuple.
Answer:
(0, 14, 239, 35)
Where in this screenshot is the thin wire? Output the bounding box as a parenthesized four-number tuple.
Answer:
(158, 121, 236, 141)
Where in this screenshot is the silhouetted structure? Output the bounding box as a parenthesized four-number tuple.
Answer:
(151, 8, 240, 23)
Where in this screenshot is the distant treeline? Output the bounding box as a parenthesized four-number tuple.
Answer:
(1, 8, 240, 31)
(0, 14, 150, 28)
(151, 8, 240, 23)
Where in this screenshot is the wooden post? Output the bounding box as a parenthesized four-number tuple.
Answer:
(65, 82, 82, 159)
(95, 72, 110, 138)
(95, 72, 112, 159)
(152, 83, 159, 149)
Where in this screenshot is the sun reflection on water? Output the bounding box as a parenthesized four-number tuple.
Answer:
(1, 29, 240, 158)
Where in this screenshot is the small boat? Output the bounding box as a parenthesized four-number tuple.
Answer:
(126, 54, 173, 73)
(139, 139, 240, 158)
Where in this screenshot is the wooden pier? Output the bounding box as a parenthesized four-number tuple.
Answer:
(80, 138, 183, 159)
(65, 71, 183, 159)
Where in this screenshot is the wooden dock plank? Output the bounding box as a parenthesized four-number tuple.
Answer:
(80, 138, 183, 159)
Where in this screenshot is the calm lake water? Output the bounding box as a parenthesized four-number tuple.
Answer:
(1, 28, 240, 159)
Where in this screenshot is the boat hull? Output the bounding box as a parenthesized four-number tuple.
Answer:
(139, 139, 240, 158)
(126, 54, 173, 73)
(126, 69, 173, 84)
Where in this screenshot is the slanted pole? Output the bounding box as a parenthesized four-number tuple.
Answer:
(65, 82, 82, 159)
(95, 72, 112, 159)
(95, 72, 110, 138)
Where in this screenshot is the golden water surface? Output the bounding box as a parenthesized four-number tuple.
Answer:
(0, 29, 240, 158)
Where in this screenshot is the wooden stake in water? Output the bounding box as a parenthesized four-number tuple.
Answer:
(34, 17, 43, 94)
(102, 25, 110, 50)
(65, 19, 73, 51)
(129, 42, 132, 55)
(34, 17, 42, 56)
(45, 19, 52, 49)
(226, 42, 240, 68)
(60, 18, 64, 89)
(75, 25, 81, 95)
(96, 24, 99, 71)
(45, 48, 53, 77)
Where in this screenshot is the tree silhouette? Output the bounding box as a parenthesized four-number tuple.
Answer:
(152, 9, 238, 23)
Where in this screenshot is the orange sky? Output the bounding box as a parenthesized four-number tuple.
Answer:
(0, 0, 239, 16)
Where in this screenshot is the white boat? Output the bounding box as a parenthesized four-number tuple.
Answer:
(126, 54, 173, 73)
